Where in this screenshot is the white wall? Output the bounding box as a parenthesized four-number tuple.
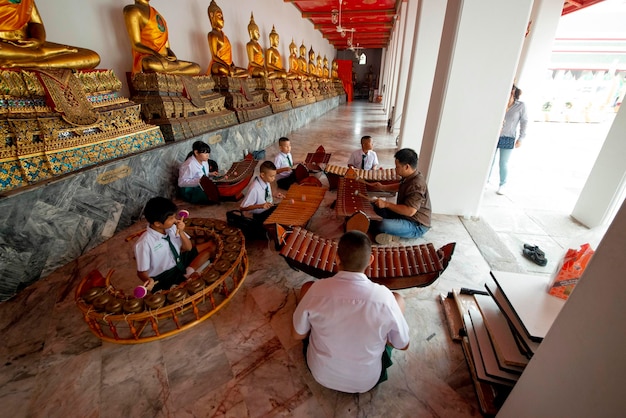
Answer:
(37, 0, 334, 96)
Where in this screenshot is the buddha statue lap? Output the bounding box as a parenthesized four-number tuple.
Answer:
(0, 0, 100, 69)
(207, 0, 247, 78)
(124, 0, 200, 76)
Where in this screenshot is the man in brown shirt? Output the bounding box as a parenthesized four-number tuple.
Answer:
(369, 148, 431, 244)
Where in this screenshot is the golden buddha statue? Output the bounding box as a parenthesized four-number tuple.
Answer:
(297, 42, 308, 75)
(316, 54, 323, 78)
(245, 13, 266, 77)
(265, 26, 292, 79)
(288, 39, 299, 76)
(0, 0, 100, 69)
(207, 0, 247, 77)
(308, 46, 316, 77)
(331, 59, 339, 79)
(124, 0, 200, 75)
(323, 56, 330, 79)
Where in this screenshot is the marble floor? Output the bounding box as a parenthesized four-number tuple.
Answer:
(0, 101, 602, 417)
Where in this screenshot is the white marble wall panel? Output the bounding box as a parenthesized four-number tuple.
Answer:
(0, 98, 341, 301)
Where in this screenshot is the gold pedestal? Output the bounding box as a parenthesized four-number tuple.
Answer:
(0, 69, 164, 193)
(128, 73, 237, 142)
(213, 76, 273, 123)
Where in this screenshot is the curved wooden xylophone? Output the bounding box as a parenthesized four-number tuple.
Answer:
(199, 155, 258, 202)
(75, 218, 248, 344)
(278, 226, 455, 290)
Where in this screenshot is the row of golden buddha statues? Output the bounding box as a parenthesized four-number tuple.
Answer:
(0, 0, 344, 193)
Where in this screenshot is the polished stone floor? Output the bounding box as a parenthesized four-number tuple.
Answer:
(0, 101, 602, 417)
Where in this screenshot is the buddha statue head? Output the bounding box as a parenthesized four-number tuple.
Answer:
(323, 55, 329, 66)
(269, 26, 279, 48)
(208, 0, 224, 30)
(248, 13, 260, 41)
(308, 47, 315, 62)
(299, 42, 307, 58)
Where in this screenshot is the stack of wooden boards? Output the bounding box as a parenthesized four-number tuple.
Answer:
(441, 271, 566, 416)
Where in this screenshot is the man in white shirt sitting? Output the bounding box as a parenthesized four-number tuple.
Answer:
(292, 231, 410, 393)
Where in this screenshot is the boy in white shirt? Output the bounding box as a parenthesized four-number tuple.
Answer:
(240, 161, 285, 232)
(274, 137, 299, 190)
(347, 135, 379, 170)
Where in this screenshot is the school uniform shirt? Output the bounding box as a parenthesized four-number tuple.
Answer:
(293, 271, 410, 393)
(274, 151, 293, 180)
(135, 225, 186, 277)
(240, 176, 272, 214)
(347, 149, 379, 170)
(178, 157, 210, 187)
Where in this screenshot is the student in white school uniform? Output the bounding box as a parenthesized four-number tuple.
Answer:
(292, 231, 410, 393)
(240, 161, 285, 226)
(274, 136, 299, 190)
(347, 135, 379, 170)
(178, 141, 219, 203)
(134, 197, 215, 292)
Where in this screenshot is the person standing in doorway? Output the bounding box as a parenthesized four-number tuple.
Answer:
(492, 85, 528, 195)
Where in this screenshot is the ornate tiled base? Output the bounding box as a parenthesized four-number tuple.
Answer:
(155, 110, 238, 142)
(129, 73, 237, 142)
(0, 69, 165, 192)
(214, 76, 274, 123)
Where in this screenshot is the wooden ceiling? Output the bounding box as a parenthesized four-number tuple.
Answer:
(286, 0, 606, 51)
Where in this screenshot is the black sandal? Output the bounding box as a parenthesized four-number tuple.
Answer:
(523, 243, 545, 257)
(523, 247, 547, 266)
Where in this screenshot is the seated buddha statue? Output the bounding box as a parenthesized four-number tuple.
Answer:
(331, 59, 339, 79)
(307, 47, 316, 77)
(207, 0, 247, 77)
(322, 56, 330, 79)
(124, 0, 200, 75)
(0, 0, 100, 69)
(297, 42, 308, 76)
(265, 26, 292, 79)
(287, 39, 300, 77)
(245, 13, 266, 77)
(316, 54, 323, 78)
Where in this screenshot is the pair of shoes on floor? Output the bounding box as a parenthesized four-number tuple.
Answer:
(522, 243, 547, 266)
(496, 184, 507, 195)
(375, 233, 399, 245)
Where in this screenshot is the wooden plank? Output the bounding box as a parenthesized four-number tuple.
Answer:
(439, 294, 463, 341)
(474, 294, 530, 369)
(468, 309, 521, 381)
(485, 281, 540, 356)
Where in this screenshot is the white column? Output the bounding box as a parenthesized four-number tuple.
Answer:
(426, 0, 533, 216)
(516, 0, 564, 117)
(390, 0, 419, 134)
(397, 0, 449, 151)
(384, 17, 402, 120)
(571, 105, 626, 228)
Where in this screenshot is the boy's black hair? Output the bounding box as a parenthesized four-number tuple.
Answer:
(143, 197, 178, 224)
(360, 135, 372, 144)
(259, 160, 277, 173)
(278, 136, 290, 145)
(394, 148, 418, 169)
(338, 231, 372, 272)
